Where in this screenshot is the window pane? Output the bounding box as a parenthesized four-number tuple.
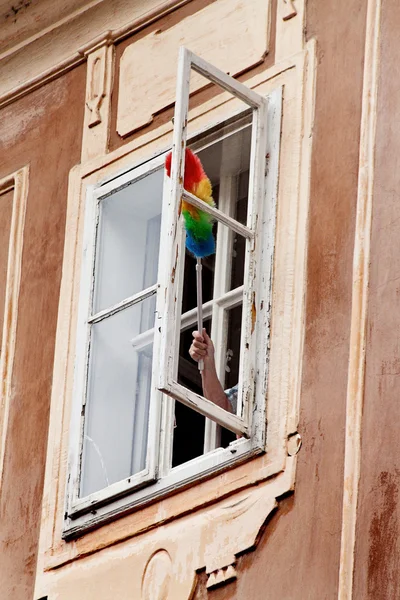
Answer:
(80, 298, 155, 497)
(224, 303, 243, 393)
(218, 303, 243, 447)
(195, 122, 251, 221)
(93, 169, 163, 313)
(173, 317, 211, 467)
(229, 172, 248, 291)
(187, 71, 252, 140)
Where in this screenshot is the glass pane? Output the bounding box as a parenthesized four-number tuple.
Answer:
(173, 122, 252, 440)
(224, 303, 243, 394)
(183, 126, 250, 299)
(80, 298, 155, 497)
(196, 124, 251, 204)
(93, 168, 163, 314)
(230, 172, 248, 291)
(218, 303, 243, 447)
(170, 115, 254, 467)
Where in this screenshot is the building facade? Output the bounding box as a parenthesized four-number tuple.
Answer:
(0, 0, 394, 598)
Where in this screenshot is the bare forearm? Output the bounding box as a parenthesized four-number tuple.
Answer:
(189, 328, 232, 413)
(201, 365, 232, 412)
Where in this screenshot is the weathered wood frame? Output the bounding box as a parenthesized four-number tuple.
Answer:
(158, 48, 281, 445)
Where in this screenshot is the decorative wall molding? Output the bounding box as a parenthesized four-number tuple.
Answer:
(116, 0, 271, 136)
(338, 0, 381, 598)
(0, 0, 192, 110)
(0, 0, 102, 53)
(201, 486, 279, 589)
(36, 465, 295, 599)
(275, 0, 304, 62)
(86, 57, 106, 128)
(81, 35, 114, 162)
(83, 36, 113, 129)
(142, 549, 173, 600)
(282, 0, 297, 21)
(0, 166, 29, 489)
(206, 565, 237, 590)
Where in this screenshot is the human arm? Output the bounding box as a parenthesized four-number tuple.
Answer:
(189, 329, 233, 413)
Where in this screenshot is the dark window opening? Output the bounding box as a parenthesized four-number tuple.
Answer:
(172, 124, 250, 468)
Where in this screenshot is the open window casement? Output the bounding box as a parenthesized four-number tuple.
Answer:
(66, 47, 281, 530)
(158, 48, 281, 449)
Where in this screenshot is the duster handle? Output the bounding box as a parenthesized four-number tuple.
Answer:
(196, 258, 204, 372)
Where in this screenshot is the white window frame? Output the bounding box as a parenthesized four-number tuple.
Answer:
(64, 48, 282, 535)
(159, 48, 277, 444)
(67, 156, 166, 517)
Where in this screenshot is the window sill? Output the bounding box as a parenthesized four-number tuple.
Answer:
(63, 436, 273, 539)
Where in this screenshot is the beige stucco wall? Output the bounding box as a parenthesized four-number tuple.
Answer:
(0, 0, 394, 599)
(0, 67, 85, 598)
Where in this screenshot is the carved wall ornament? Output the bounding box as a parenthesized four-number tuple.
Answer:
(201, 483, 282, 590)
(86, 55, 105, 128)
(81, 34, 114, 162)
(117, 0, 271, 136)
(282, 0, 297, 21)
(206, 564, 237, 589)
(84, 42, 111, 128)
(134, 467, 295, 599)
(142, 549, 173, 600)
(287, 432, 302, 456)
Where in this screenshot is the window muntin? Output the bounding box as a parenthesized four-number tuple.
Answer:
(93, 171, 163, 313)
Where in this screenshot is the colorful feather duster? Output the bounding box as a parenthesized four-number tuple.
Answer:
(165, 148, 215, 258)
(165, 148, 216, 372)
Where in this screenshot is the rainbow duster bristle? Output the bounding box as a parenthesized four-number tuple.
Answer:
(165, 149, 215, 258)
